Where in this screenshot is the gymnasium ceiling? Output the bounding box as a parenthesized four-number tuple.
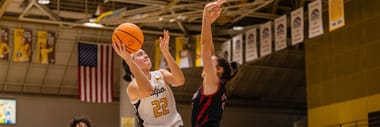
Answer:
(0, 0, 305, 38)
(0, 0, 312, 114)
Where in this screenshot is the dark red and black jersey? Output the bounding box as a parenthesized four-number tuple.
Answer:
(191, 79, 227, 127)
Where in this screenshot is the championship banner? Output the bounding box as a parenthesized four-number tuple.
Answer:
(232, 34, 243, 64)
(153, 39, 161, 70)
(37, 31, 56, 64)
(195, 35, 202, 67)
(13, 29, 32, 62)
(308, 0, 324, 38)
(291, 7, 304, 45)
(274, 15, 287, 51)
(260, 21, 272, 57)
(175, 36, 184, 65)
(221, 40, 231, 62)
(0, 27, 10, 61)
(245, 28, 257, 62)
(329, 0, 345, 31)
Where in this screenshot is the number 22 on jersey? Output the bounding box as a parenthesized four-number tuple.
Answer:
(151, 97, 169, 118)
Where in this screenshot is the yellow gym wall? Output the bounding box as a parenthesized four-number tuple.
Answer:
(305, 0, 380, 126)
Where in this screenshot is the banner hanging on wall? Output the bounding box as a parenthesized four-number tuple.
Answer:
(274, 15, 287, 51)
(221, 40, 231, 62)
(0, 27, 10, 61)
(291, 7, 304, 45)
(308, 0, 324, 38)
(13, 29, 32, 62)
(232, 34, 243, 64)
(245, 28, 257, 62)
(329, 0, 345, 31)
(37, 31, 56, 64)
(195, 35, 202, 67)
(260, 21, 272, 57)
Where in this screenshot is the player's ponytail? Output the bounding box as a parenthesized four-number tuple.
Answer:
(122, 60, 133, 82)
(217, 57, 238, 81)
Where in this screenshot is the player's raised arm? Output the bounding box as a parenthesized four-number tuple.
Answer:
(159, 29, 185, 87)
(112, 41, 153, 100)
(201, 0, 227, 89)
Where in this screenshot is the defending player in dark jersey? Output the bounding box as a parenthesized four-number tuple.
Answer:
(192, 0, 238, 127)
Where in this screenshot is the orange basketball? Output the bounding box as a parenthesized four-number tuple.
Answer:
(112, 23, 144, 53)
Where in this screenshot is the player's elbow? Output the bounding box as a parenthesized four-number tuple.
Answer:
(177, 74, 186, 85)
(175, 78, 186, 86)
(170, 77, 185, 87)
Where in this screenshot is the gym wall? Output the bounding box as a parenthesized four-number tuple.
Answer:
(305, 0, 380, 126)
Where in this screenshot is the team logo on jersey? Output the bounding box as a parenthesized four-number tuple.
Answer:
(151, 86, 166, 97)
(155, 76, 162, 81)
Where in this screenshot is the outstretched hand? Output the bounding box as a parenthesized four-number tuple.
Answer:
(203, 0, 227, 24)
(159, 29, 170, 54)
(112, 40, 131, 60)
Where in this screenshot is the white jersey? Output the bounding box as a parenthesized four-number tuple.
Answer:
(132, 71, 183, 127)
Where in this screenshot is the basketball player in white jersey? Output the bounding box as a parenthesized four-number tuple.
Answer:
(113, 29, 185, 127)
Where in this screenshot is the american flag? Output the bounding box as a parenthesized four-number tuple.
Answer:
(78, 42, 113, 103)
